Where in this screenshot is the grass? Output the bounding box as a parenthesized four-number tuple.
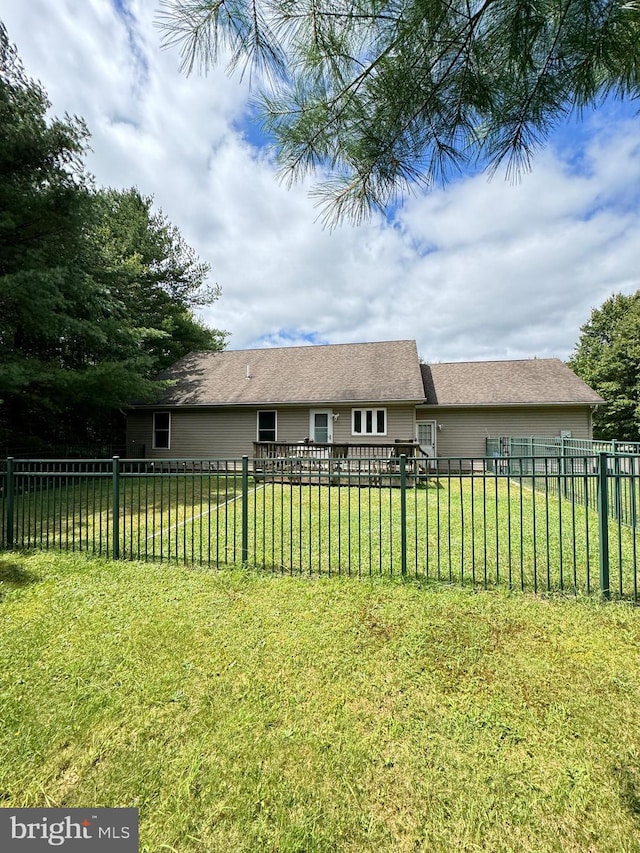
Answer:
(2, 551, 640, 851)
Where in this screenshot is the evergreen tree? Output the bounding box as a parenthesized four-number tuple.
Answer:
(569, 291, 640, 441)
(0, 24, 225, 450)
(159, 0, 640, 224)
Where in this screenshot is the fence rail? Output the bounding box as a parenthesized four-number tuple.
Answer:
(487, 435, 640, 459)
(0, 442, 146, 459)
(2, 454, 639, 601)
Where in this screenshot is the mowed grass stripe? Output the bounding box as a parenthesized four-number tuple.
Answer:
(144, 483, 266, 542)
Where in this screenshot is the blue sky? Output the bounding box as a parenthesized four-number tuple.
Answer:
(2, 0, 640, 363)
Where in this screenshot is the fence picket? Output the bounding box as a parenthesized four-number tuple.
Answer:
(5, 457, 13, 549)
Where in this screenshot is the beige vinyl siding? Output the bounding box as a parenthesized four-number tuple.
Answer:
(127, 408, 306, 458)
(126, 413, 149, 453)
(417, 405, 594, 459)
(127, 403, 418, 458)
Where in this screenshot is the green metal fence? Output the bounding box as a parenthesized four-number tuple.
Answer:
(487, 435, 640, 459)
(2, 454, 639, 601)
(487, 437, 640, 529)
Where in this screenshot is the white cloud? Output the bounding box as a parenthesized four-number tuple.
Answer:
(2, 0, 640, 363)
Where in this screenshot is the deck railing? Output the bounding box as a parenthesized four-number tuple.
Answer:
(253, 440, 425, 461)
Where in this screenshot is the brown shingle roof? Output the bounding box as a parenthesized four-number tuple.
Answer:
(421, 359, 603, 406)
(153, 340, 425, 406)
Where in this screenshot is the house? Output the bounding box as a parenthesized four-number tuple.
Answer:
(125, 341, 603, 460)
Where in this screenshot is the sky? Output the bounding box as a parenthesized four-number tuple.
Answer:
(2, 0, 640, 364)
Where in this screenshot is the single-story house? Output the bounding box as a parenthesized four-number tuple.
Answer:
(125, 340, 603, 460)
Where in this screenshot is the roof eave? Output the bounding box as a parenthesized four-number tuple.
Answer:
(132, 397, 426, 409)
(417, 400, 603, 408)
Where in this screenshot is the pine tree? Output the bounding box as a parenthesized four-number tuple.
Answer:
(159, 0, 640, 224)
(0, 24, 225, 450)
(569, 291, 640, 440)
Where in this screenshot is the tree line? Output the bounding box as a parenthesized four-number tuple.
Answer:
(0, 23, 225, 453)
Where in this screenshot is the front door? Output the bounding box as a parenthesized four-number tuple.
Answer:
(416, 420, 437, 458)
(310, 410, 333, 443)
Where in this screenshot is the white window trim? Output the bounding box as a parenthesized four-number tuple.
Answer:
(351, 408, 387, 437)
(152, 411, 171, 450)
(257, 409, 277, 442)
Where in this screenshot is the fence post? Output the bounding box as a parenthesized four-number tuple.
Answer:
(560, 435, 567, 499)
(400, 454, 407, 577)
(597, 452, 610, 600)
(112, 456, 120, 560)
(241, 455, 249, 565)
(614, 453, 622, 523)
(632, 456, 638, 531)
(5, 457, 14, 549)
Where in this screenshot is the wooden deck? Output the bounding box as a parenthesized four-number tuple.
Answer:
(252, 440, 434, 485)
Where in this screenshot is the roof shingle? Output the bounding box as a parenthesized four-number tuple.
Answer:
(421, 359, 603, 406)
(154, 340, 425, 406)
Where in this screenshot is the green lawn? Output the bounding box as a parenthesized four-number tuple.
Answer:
(1, 551, 640, 851)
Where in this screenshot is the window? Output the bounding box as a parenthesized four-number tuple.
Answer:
(352, 408, 386, 436)
(153, 411, 171, 449)
(257, 410, 277, 442)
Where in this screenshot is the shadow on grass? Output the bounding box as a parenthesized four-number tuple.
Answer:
(0, 559, 41, 596)
(614, 764, 640, 822)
